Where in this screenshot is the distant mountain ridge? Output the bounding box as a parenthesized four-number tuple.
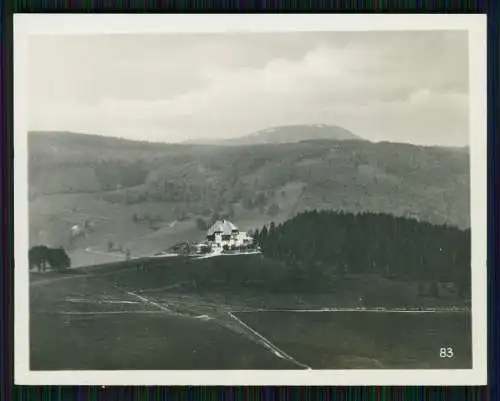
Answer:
(184, 124, 362, 145)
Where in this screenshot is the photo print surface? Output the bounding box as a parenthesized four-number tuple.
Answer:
(14, 14, 487, 386)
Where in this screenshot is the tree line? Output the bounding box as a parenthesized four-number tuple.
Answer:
(254, 210, 470, 299)
(29, 245, 71, 272)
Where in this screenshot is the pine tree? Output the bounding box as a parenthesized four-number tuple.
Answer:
(260, 225, 269, 250)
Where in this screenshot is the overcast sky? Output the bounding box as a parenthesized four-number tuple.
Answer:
(28, 31, 469, 146)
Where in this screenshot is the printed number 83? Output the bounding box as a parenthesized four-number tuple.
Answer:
(439, 347, 454, 358)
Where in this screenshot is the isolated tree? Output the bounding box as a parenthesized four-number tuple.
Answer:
(252, 229, 260, 249)
(29, 245, 49, 272)
(29, 246, 70, 271)
(46, 247, 71, 270)
(259, 225, 269, 250)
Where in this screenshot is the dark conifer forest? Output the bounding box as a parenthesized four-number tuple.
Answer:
(256, 210, 471, 300)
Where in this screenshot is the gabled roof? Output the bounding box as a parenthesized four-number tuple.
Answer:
(207, 220, 239, 236)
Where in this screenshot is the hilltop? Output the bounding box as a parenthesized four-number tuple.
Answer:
(184, 124, 361, 145)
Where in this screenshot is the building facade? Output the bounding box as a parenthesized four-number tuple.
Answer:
(206, 220, 253, 249)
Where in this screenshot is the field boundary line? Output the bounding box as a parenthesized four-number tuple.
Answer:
(231, 308, 468, 313)
(138, 282, 189, 293)
(227, 311, 311, 370)
(53, 310, 166, 315)
(125, 290, 173, 313)
(64, 298, 141, 305)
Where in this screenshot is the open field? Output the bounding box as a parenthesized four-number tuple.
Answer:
(233, 310, 471, 369)
(29, 255, 472, 370)
(30, 274, 297, 370)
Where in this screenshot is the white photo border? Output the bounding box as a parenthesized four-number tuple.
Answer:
(13, 13, 488, 386)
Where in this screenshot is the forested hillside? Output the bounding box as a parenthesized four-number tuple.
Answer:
(256, 210, 470, 301)
(28, 130, 470, 265)
(29, 131, 470, 227)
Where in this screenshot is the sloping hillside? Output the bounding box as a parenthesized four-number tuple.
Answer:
(28, 131, 470, 265)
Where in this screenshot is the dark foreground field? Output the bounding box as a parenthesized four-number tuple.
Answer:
(30, 274, 296, 370)
(30, 255, 472, 370)
(234, 311, 471, 369)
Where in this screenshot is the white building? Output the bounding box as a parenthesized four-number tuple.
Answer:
(206, 220, 253, 249)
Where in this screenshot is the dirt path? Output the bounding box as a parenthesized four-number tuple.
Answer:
(227, 311, 311, 369)
(84, 247, 124, 258)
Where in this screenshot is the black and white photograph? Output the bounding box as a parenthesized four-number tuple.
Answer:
(14, 14, 487, 385)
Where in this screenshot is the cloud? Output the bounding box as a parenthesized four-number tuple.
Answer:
(28, 32, 469, 146)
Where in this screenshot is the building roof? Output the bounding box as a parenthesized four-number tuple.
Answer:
(207, 220, 239, 236)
